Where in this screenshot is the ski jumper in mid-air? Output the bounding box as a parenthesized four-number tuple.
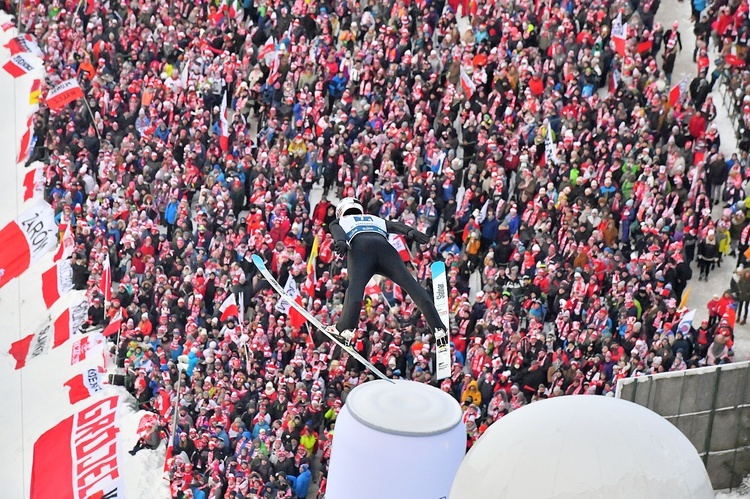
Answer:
(327, 197, 447, 344)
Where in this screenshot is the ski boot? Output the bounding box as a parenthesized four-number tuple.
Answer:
(327, 326, 355, 347)
(434, 328, 449, 348)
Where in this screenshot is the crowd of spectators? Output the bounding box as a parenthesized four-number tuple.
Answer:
(10, 0, 750, 496)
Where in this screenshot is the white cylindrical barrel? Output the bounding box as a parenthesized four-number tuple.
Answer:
(327, 379, 465, 499)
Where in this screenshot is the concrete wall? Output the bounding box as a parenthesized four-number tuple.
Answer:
(617, 362, 750, 490)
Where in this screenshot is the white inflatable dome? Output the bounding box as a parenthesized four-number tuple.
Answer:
(451, 395, 714, 499)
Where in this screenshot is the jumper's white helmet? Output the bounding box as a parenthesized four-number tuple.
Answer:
(336, 197, 364, 218)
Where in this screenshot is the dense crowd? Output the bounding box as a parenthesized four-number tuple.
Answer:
(11, 0, 750, 496)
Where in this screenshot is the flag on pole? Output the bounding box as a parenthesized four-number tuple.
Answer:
(612, 17, 627, 56)
(41, 260, 74, 309)
(307, 236, 319, 275)
(611, 12, 624, 37)
(218, 293, 239, 321)
(669, 77, 689, 107)
(459, 67, 476, 98)
(679, 286, 691, 310)
(676, 309, 696, 336)
(365, 277, 381, 297)
(53, 222, 74, 263)
(219, 91, 229, 152)
(289, 296, 306, 329)
(0, 201, 58, 290)
(259, 37, 276, 64)
(543, 125, 559, 166)
(45, 79, 85, 111)
(64, 368, 106, 405)
(388, 234, 411, 262)
(2, 53, 36, 77)
(102, 314, 122, 338)
(275, 275, 300, 314)
(102, 252, 112, 304)
(22, 164, 44, 202)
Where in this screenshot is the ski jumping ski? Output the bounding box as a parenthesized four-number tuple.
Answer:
(251, 254, 393, 383)
(431, 261, 451, 380)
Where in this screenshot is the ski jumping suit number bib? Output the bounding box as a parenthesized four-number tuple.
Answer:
(338, 215, 388, 244)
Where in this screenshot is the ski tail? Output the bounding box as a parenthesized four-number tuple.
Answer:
(431, 261, 452, 380)
(251, 254, 393, 383)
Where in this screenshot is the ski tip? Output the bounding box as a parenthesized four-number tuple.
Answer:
(251, 254, 266, 269)
(431, 261, 446, 276)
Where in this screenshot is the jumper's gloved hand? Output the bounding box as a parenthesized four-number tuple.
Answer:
(333, 240, 348, 255)
(407, 229, 430, 245)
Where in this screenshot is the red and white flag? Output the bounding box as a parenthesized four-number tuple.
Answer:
(8, 319, 53, 369)
(53, 295, 89, 345)
(53, 222, 74, 263)
(64, 367, 106, 405)
(388, 234, 411, 262)
(229, 0, 243, 20)
(268, 53, 280, 84)
(46, 78, 85, 111)
(259, 37, 276, 64)
(22, 163, 44, 202)
(219, 293, 239, 321)
(31, 396, 124, 499)
(41, 259, 74, 309)
(275, 275, 300, 314)
(669, 77, 689, 107)
(459, 66, 476, 99)
(17, 115, 34, 163)
(102, 251, 112, 303)
(4, 34, 41, 56)
(612, 23, 627, 56)
(70, 332, 105, 365)
(219, 91, 229, 152)
(365, 277, 381, 297)
(3, 52, 35, 77)
(102, 313, 122, 338)
(0, 200, 58, 290)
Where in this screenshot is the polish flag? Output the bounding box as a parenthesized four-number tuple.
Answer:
(388, 234, 411, 262)
(64, 367, 106, 405)
(17, 115, 34, 163)
(22, 164, 44, 202)
(45, 78, 85, 111)
(365, 277, 381, 297)
(53, 296, 89, 346)
(4, 34, 42, 56)
(229, 0, 243, 20)
(8, 319, 53, 369)
(268, 52, 280, 84)
(53, 222, 74, 262)
(219, 91, 229, 152)
(259, 37, 276, 64)
(289, 295, 306, 329)
(102, 252, 112, 303)
(302, 266, 315, 297)
(3, 52, 35, 77)
(459, 67, 476, 99)
(0, 201, 58, 290)
(669, 77, 689, 107)
(219, 293, 240, 321)
(70, 332, 104, 365)
(41, 259, 74, 309)
(612, 24, 627, 56)
(102, 314, 122, 338)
